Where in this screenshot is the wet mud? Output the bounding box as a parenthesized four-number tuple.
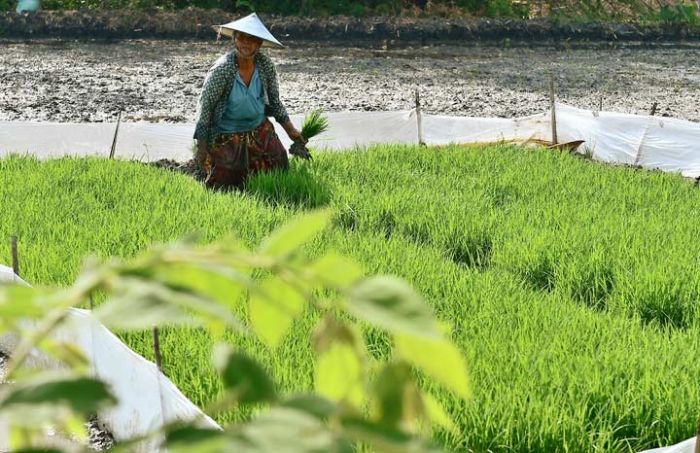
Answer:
(1, 39, 698, 125)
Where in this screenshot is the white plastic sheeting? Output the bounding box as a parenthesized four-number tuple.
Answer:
(0, 111, 417, 162)
(0, 121, 199, 162)
(556, 104, 700, 178)
(0, 264, 221, 452)
(640, 437, 696, 453)
(421, 111, 550, 145)
(1, 104, 699, 177)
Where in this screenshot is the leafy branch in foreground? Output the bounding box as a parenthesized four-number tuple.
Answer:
(0, 208, 470, 452)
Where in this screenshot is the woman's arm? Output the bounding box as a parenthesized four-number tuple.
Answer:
(282, 120, 306, 144)
(193, 56, 230, 145)
(261, 56, 305, 143)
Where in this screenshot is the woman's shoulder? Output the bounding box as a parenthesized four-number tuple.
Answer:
(210, 51, 236, 71)
(255, 53, 276, 72)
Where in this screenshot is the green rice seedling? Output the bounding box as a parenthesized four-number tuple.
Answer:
(300, 109, 329, 140)
(246, 160, 331, 209)
(4, 143, 700, 452)
(558, 250, 616, 311)
(289, 109, 329, 159)
(333, 203, 360, 231)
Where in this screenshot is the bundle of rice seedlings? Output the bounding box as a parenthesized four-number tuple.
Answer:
(290, 109, 329, 160)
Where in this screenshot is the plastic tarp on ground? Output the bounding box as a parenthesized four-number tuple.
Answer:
(1, 104, 699, 177)
(639, 438, 696, 453)
(555, 104, 700, 178)
(0, 111, 418, 162)
(0, 264, 221, 452)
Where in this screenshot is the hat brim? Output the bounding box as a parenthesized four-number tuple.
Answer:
(212, 25, 284, 49)
(212, 13, 284, 49)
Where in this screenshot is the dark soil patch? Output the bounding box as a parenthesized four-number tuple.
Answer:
(2, 10, 700, 42)
(150, 158, 205, 180)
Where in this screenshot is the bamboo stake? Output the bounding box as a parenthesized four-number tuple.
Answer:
(415, 90, 425, 146)
(649, 102, 658, 116)
(10, 236, 19, 277)
(109, 111, 122, 160)
(550, 75, 558, 145)
(152, 326, 163, 372)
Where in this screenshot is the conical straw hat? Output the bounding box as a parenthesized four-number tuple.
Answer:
(212, 13, 284, 48)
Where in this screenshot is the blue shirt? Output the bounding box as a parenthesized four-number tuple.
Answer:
(218, 67, 265, 133)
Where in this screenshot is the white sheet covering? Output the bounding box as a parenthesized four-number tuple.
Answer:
(1, 104, 699, 178)
(639, 437, 696, 453)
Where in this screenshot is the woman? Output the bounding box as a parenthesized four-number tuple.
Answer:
(193, 13, 306, 190)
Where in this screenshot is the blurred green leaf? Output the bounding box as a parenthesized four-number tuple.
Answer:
(310, 253, 364, 289)
(347, 277, 439, 337)
(165, 426, 230, 453)
(154, 263, 249, 312)
(372, 362, 422, 430)
(37, 339, 90, 371)
(14, 449, 64, 453)
(249, 277, 305, 348)
(280, 394, 337, 421)
(260, 209, 331, 258)
(314, 318, 364, 407)
(420, 391, 455, 432)
(395, 333, 471, 400)
(230, 407, 351, 453)
(342, 417, 447, 453)
(0, 285, 51, 322)
(95, 277, 242, 333)
(0, 373, 116, 417)
(213, 345, 276, 404)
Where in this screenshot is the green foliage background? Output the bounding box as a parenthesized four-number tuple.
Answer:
(3, 0, 699, 24)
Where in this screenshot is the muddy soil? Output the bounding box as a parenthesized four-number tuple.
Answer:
(0, 39, 698, 125)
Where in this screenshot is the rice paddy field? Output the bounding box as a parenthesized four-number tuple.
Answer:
(2, 144, 700, 452)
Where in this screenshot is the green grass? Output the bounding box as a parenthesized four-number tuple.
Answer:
(2, 145, 700, 452)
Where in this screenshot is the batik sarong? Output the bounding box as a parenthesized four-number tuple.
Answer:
(202, 119, 288, 190)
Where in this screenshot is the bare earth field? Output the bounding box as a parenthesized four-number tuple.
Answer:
(0, 39, 699, 125)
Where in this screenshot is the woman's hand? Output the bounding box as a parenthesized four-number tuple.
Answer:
(195, 140, 211, 170)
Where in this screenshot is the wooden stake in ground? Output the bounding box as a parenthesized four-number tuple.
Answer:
(598, 94, 603, 112)
(152, 326, 163, 372)
(109, 111, 122, 160)
(550, 75, 558, 145)
(415, 89, 425, 147)
(649, 102, 658, 116)
(10, 236, 19, 277)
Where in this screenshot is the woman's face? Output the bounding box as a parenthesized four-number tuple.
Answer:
(235, 32, 263, 58)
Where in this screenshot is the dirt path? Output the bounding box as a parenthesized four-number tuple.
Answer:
(1, 40, 698, 124)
